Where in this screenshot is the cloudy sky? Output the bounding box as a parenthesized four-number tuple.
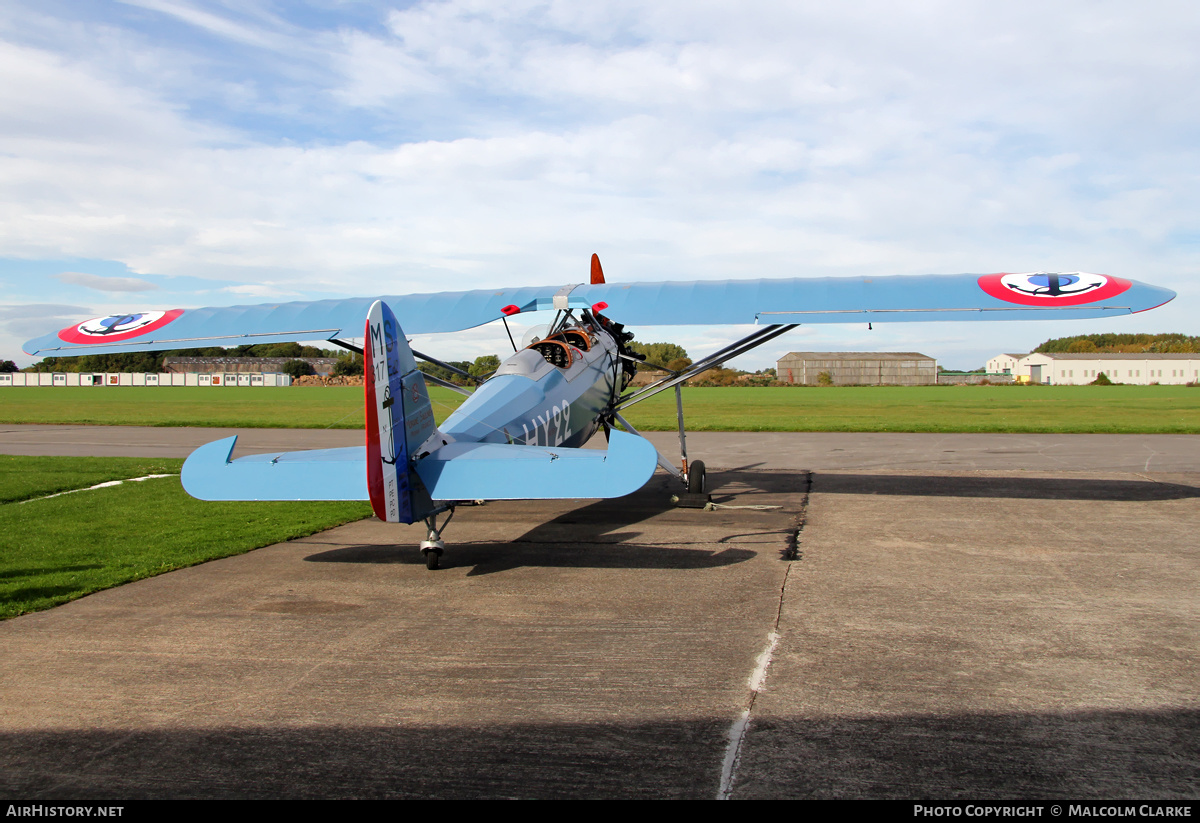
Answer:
(2, 0, 1196, 369)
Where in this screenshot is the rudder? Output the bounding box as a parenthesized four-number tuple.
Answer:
(364, 300, 439, 523)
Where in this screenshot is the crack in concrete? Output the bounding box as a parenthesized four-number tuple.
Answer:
(783, 470, 812, 560)
(719, 471, 810, 799)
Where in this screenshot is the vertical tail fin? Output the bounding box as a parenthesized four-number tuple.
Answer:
(364, 300, 438, 523)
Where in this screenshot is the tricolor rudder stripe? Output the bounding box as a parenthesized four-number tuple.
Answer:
(364, 300, 432, 524)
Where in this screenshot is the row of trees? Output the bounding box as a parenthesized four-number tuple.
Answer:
(418, 355, 501, 385)
(629, 343, 788, 385)
(8, 340, 786, 384)
(1035, 333, 1200, 354)
(22, 343, 355, 375)
(628, 341, 692, 372)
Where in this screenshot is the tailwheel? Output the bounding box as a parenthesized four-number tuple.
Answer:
(686, 460, 706, 494)
(419, 507, 454, 570)
(421, 543, 444, 570)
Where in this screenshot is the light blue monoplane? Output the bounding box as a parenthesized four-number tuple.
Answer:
(25, 256, 1175, 568)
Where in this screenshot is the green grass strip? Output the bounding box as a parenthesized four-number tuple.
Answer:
(1, 384, 1198, 433)
(1, 467, 371, 619)
(0, 455, 185, 503)
(619, 385, 1200, 433)
(0, 386, 385, 428)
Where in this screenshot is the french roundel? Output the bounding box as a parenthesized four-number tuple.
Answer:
(58, 309, 185, 344)
(978, 272, 1131, 307)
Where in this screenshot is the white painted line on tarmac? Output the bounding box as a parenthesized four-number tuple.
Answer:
(717, 629, 780, 800)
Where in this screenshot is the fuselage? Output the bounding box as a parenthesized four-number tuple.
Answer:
(439, 317, 624, 450)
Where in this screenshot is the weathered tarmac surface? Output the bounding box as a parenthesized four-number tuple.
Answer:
(3, 424, 1200, 472)
(1, 427, 1197, 799)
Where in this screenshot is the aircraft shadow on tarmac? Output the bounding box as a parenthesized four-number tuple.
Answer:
(4, 707, 1196, 799)
(812, 473, 1200, 501)
(303, 469, 805, 575)
(303, 467, 1195, 572)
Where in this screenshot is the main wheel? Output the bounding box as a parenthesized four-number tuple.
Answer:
(687, 460, 706, 494)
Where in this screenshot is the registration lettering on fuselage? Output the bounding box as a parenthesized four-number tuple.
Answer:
(521, 400, 572, 447)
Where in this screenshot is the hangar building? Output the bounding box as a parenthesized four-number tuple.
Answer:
(1013, 353, 1199, 385)
(777, 352, 937, 386)
(986, 353, 1027, 375)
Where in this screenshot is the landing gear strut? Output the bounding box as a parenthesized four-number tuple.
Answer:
(612, 387, 708, 499)
(420, 507, 455, 570)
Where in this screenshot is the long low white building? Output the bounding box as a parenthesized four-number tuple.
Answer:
(0, 372, 291, 387)
(986, 353, 1027, 375)
(1010, 353, 1199, 385)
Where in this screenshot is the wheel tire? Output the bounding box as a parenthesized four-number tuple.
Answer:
(687, 460, 706, 494)
(424, 550, 440, 570)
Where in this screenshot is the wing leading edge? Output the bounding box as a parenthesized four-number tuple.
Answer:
(23, 271, 1175, 357)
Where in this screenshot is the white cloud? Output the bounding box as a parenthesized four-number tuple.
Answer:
(221, 283, 305, 298)
(117, 0, 286, 51)
(2, 303, 93, 359)
(0, 1, 1197, 370)
(56, 271, 158, 292)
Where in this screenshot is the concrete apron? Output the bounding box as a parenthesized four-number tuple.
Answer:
(0, 471, 804, 800)
(2, 467, 1197, 799)
(736, 469, 1200, 800)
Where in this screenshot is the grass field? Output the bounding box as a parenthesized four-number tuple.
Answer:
(625, 385, 1200, 433)
(0, 454, 183, 503)
(2, 384, 1199, 432)
(0, 386, 386, 428)
(0, 456, 371, 619)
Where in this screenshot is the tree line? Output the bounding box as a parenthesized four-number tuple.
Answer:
(21, 343, 354, 375)
(1034, 333, 1200, 354)
(8, 339, 787, 385)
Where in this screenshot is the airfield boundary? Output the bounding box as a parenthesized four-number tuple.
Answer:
(2, 384, 1199, 433)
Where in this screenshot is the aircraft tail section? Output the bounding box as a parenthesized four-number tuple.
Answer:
(177, 429, 656, 506)
(364, 299, 440, 524)
(414, 429, 657, 501)
(178, 299, 654, 510)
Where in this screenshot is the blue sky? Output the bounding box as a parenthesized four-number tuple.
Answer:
(2, 0, 1197, 369)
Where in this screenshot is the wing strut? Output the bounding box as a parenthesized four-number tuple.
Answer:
(331, 337, 472, 396)
(417, 370, 473, 397)
(609, 322, 798, 493)
(406, 348, 478, 396)
(612, 386, 692, 482)
(410, 349, 483, 385)
(612, 411, 681, 480)
(615, 323, 798, 410)
(330, 338, 363, 354)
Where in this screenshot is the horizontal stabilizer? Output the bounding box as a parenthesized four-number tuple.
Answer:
(182, 436, 368, 501)
(180, 431, 657, 503)
(414, 429, 658, 501)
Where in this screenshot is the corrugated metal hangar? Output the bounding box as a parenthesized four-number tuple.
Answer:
(777, 352, 937, 386)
